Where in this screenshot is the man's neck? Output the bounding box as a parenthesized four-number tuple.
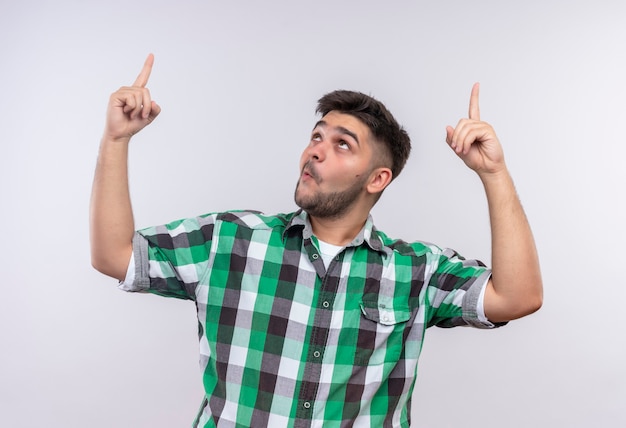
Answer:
(308, 210, 369, 246)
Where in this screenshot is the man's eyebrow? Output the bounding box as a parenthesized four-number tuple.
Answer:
(312, 120, 327, 132)
(312, 120, 360, 146)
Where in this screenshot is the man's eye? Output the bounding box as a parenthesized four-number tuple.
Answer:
(338, 140, 350, 150)
(311, 133, 322, 141)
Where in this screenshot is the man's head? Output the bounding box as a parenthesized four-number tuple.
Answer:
(316, 90, 411, 181)
(294, 90, 411, 220)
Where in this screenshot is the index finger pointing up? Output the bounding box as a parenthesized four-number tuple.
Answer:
(469, 82, 480, 120)
(132, 53, 154, 88)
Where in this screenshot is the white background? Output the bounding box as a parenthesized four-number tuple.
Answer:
(1, 1, 624, 427)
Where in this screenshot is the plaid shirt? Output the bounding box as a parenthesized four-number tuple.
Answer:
(121, 210, 496, 427)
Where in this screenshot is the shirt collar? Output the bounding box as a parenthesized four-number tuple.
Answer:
(285, 209, 384, 253)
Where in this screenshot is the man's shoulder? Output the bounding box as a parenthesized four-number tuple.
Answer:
(213, 210, 298, 230)
(139, 210, 298, 237)
(373, 227, 442, 258)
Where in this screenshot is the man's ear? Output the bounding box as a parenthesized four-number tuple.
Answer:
(366, 167, 393, 195)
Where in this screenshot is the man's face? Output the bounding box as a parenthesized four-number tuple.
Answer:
(294, 111, 377, 219)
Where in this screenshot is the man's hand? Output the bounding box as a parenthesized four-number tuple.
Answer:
(445, 83, 505, 176)
(103, 53, 161, 143)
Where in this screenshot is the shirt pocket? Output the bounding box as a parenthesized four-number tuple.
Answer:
(354, 300, 411, 366)
(359, 300, 411, 326)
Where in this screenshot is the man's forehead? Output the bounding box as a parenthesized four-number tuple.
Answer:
(314, 111, 371, 139)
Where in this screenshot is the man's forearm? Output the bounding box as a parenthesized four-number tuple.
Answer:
(89, 138, 134, 281)
(481, 169, 543, 322)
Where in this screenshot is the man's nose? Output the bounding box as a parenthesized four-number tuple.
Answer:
(307, 139, 328, 162)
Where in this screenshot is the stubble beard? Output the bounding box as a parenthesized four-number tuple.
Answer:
(294, 170, 369, 219)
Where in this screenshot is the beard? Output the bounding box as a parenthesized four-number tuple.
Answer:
(294, 164, 369, 219)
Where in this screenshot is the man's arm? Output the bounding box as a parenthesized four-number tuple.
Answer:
(446, 83, 543, 323)
(90, 54, 161, 281)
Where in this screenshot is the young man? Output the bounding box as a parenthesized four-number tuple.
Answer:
(90, 54, 542, 427)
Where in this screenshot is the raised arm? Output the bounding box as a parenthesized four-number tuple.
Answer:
(445, 83, 543, 322)
(90, 54, 161, 281)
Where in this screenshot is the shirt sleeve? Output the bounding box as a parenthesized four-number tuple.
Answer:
(460, 272, 501, 328)
(427, 247, 503, 329)
(117, 215, 217, 301)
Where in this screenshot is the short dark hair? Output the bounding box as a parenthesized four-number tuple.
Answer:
(316, 90, 411, 180)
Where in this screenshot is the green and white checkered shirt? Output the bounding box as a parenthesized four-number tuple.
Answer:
(121, 210, 496, 427)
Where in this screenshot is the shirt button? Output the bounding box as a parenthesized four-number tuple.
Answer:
(313, 350, 321, 358)
(322, 301, 330, 308)
(303, 401, 311, 409)
(312, 254, 319, 260)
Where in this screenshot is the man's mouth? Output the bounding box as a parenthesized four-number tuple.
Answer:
(301, 162, 319, 183)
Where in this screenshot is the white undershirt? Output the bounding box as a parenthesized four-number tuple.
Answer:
(316, 239, 345, 268)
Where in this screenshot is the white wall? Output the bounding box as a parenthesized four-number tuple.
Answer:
(1, 1, 624, 427)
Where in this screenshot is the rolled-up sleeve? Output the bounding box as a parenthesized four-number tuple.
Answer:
(118, 232, 151, 293)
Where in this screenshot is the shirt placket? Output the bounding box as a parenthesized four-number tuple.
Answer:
(295, 237, 344, 427)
